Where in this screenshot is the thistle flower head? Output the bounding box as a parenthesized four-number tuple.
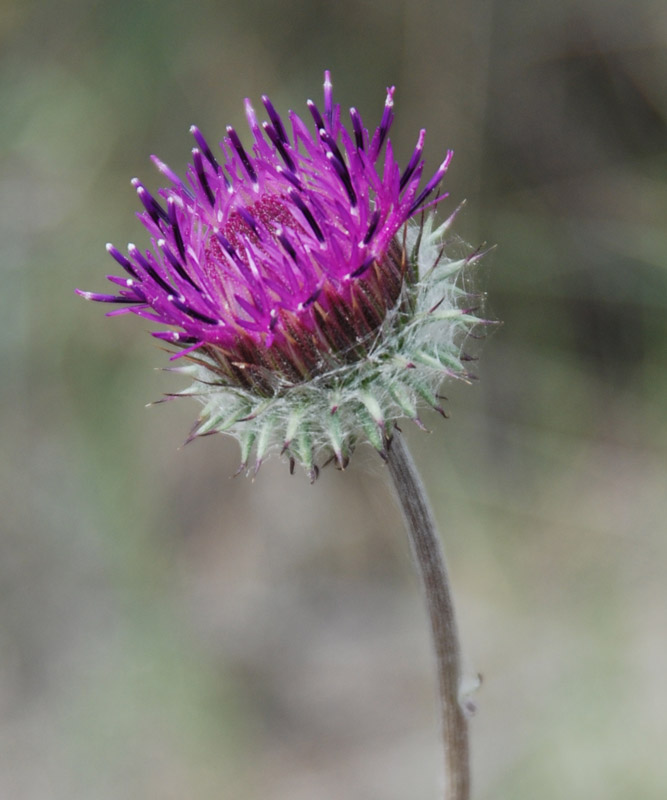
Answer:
(78, 72, 486, 479)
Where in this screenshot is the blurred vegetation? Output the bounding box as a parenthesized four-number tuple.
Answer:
(1, 0, 666, 798)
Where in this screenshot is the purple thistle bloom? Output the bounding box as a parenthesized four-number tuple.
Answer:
(78, 72, 484, 479)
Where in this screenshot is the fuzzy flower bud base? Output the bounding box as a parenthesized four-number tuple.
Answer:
(78, 72, 486, 479)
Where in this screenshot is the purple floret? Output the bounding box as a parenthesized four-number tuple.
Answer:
(78, 71, 452, 391)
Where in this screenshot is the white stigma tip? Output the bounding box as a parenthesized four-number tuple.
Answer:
(128, 243, 136, 252)
(131, 177, 140, 187)
(189, 125, 196, 133)
(105, 243, 113, 252)
(157, 238, 166, 247)
(126, 279, 133, 286)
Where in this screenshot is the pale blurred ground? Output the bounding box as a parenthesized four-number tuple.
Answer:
(1, 0, 666, 798)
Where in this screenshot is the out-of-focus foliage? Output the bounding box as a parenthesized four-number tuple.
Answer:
(1, 1, 666, 798)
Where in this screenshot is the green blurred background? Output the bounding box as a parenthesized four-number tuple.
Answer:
(2, 0, 666, 797)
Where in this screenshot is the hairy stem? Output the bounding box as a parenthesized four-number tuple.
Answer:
(385, 430, 470, 800)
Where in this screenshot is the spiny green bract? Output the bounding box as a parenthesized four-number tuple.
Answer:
(171, 212, 486, 481)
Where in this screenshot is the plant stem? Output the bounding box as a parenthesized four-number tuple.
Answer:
(385, 430, 470, 800)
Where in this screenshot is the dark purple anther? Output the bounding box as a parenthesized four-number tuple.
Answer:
(400, 129, 426, 191)
(106, 243, 139, 279)
(236, 207, 260, 238)
(261, 95, 289, 144)
(327, 152, 357, 207)
(167, 198, 186, 260)
(288, 190, 324, 243)
(214, 233, 260, 289)
(152, 330, 199, 344)
(319, 128, 356, 204)
(190, 126, 220, 172)
(302, 286, 322, 308)
(190, 125, 228, 182)
(159, 240, 201, 291)
(262, 122, 296, 172)
(129, 244, 177, 295)
(132, 178, 169, 225)
(76, 290, 144, 304)
(192, 148, 216, 207)
(349, 256, 375, 279)
(214, 232, 236, 258)
(307, 99, 325, 133)
(362, 210, 382, 245)
(349, 108, 365, 151)
(167, 202, 185, 262)
(409, 150, 453, 214)
(276, 230, 297, 261)
(319, 129, 344, 166)
(369, 87, 395, 160)
(226, 126, 258, 184)
(275, 166, 301, 190)
(170, 296, 219, 325)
